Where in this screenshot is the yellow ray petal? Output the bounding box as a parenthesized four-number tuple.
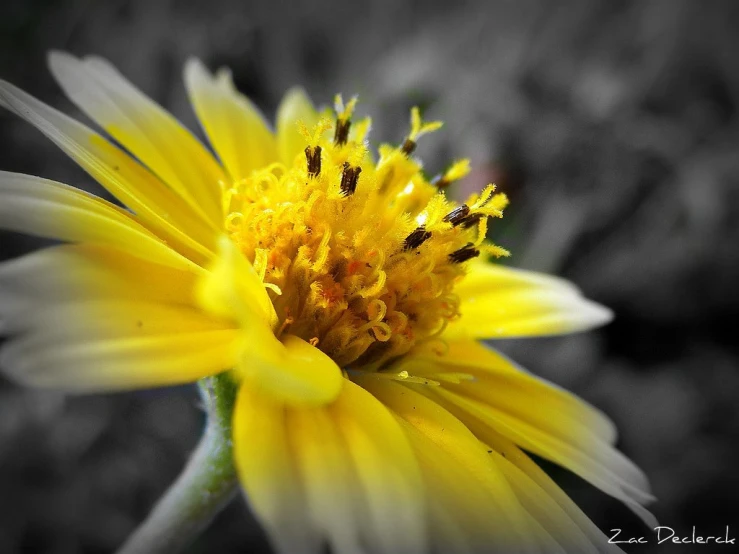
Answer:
(0, 78, 217, 262)
(48, 52, 224, 225)
(0, 244, 198, 308)
(233, 385, 322, 554)
(447, 261, 613, 339)
(400, 340, 618, 444)
(234, 380, 426, 554)
(410, 340, 656, 527)
(0, 245, 200, 337)
(476, 430, 625, 554)
(329, 380, 426, 554)
(276, 87, 320, 166)
(198, 237, 342, 406)
(240, 334, 344, 408)
(354, 374, 542, 553)
(438, 388, 656, 525)
(1, 306, 239, 392)
(10, 299, 230, 339)
(196, 235, 278, 328)
(490, 450, 594, 554)
(0, 172, 200, 272)
(289, 398, 368, 554)
(185, 60, 277, 181)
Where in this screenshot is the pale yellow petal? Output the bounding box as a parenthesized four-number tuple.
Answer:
(235, 379, 425, 554)
(288, 399, 367, 554)
(440, 388, 655, 525)
(0, 172, 200, 273)
(411, 340, 656, 527)
(0, 244, 198, 307)
(355, 374, 541, 553)
(400, 340, 618, 444)
(491, 451, 593, 554)
(198, 237, 342, 406)
(276, 87, 319, 166)
(184, 59, 277, 181)
(239, 334, 343, 407)
(477, 430, 625, 554)
(48, 52, 224, 225)
(0, 78, 217, 262)
(196, 235, 278, 328)
(0, 245, 204, 337)
(447, 262, 613, 339)
(1, 303, 239, 392)
(233, 385, 322, 554)
(330, 380, 426, 554)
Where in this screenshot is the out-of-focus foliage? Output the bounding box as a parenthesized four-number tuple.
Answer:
(1, 0, 738, 552)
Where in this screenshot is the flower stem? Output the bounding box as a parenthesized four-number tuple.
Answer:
(117, 374, 239, 554)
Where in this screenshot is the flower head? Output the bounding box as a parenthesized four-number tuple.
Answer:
(0, 52, 654, 553)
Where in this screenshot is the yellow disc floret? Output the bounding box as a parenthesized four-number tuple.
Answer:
(223, 97, 509, 369)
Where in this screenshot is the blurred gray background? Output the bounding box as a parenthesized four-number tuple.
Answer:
(1, 0, 739, 552)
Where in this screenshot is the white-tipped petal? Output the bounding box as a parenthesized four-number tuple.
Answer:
(447, 261, 613, 340)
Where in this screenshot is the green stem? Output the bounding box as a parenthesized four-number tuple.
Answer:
(116, 374, 239, 554)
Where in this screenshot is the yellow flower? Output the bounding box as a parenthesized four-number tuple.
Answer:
(0, 52, 654, 553)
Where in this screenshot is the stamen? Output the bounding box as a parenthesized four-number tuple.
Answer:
(334, 119, 351, 146)
(333, 94, 357, 146)
(340, 162, 362, 196)
(449, 242, 480, 264)
(226, 92, 509, 369)
(443, 205, 470, 226)
(432, 175, 451, 189)
(403, 226, 432, 250)
(433, 159, 471, 189)
(305, 145, 322, 177)
(460, 212, 485, 229)
(401, 138, 416, 156)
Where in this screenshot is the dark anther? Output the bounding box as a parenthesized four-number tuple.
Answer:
(432, 175, 451, 189)
(443, 204, 470, 226)
(449, 242, 480, 264)
(305, 145, 322, 177)
(334, 118, 351, 146)
(403, 226, 432, 250)
(340, 162, 362, 196)
(460, 212, 485, 229)
(401, 138, 416, 156)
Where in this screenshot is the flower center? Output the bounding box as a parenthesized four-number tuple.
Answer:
(222, 97, 509, 369)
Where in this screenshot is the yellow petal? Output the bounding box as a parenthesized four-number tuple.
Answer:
(0, 172, 200, 273)
(233, 385, 322, 554)
(1, 302, 239, 391)
(0, 242, 235, 391)
(0, 78, 217, 262)
(329, 380, 426, 554)
(0, 244, 199, 307)
(198, 237, 342, 406)
(241, 334, 343, 407)
(475, 430, 625, 554)
(410, 340, 656, 527)
(289, 398, 368, 554)
(491, 452, 590, 554)
(0, 245, 200, 338)
(276, 87, 319, 166)
(234, 380, 426, 554)
(196, 235, 278, 328)
(447, 261, 613, 339)
(48, 52, 224, 226)
(355, 374, 542, 553)
(185, 60, 277, 181)
(400, 340, 618, 444)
